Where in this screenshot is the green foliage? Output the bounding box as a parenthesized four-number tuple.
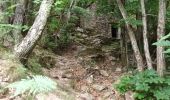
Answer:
(6, 75, 57, 97)
(78, 0, 96, 8)
(114, 70, 170, 100)
(27, 57, 43, 75)
(97, 0, 114, 15)
(72, 6, 90, 17)
(125, 0, 139, 14)
(119, 17, 142, 28)
(0, 24, 29, 31)
(57, 24, 73, 46)
(153, 33, 170, 54)
(33, 0, 42, 4)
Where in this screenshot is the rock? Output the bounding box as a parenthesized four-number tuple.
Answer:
(76, 27, 84, 33)
(111, 62, 116, 66)
(82, 34, 88, 38)
(86, 75, 93, 84)
(103, 91, 112, 98)
(81, 85, 89, 92)
(91, 38, 102, 46)
(36, 93, 61, 100)
(125, 91, 134, 100)
(108, 56, 116, 61)
(100, 70, 109, 77)
(79, 92, 94, 100)
(115, 68, 122, 72)
(62, 71, 73, 79)
(92, 84, 106, 91)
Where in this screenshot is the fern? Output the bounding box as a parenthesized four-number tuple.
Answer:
(6, 75, 57, 97)
(153, 33, 170, 54)
(153, 40, 170, 47)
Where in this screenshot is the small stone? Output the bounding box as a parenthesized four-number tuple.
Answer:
(108, 56, 116, 61)
(111, 62, 116, 66)
(76, 27, 84, 32)
(82, 34, 87, 38)
(79, 92, 94, 100)
(94, 65, 99, 70)
(115, 68, 122, 72)
(81, 85, 89, 92)
(100, 70, 109, 77)
(62, 72, 73, 78)
(86, 75, 93, 84)
(92, 84, 106, 91)
(36, 93, 61, 100)
(103, 92, 112, 98)
(125, 91, 134, 100)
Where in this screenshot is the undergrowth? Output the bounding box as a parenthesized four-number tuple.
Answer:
(6, 75, 57, 98)
(114, 70, 170, 100)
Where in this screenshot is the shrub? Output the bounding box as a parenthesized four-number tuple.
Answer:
(114, 70, 170, 100)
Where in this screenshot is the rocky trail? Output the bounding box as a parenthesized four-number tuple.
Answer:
(0, 30, 125, 100)
(40, 43, 124, 100)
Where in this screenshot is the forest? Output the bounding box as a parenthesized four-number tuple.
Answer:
(0, 0, 170, 100)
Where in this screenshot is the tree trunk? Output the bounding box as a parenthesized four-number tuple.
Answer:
(116, 0, 144, 71)
(14, 0, 54, 62)
(157, 0, 166, 76)
(140, 0, 153, 69)
(66, 0, 77, 23)
(12, 0, 28, 45)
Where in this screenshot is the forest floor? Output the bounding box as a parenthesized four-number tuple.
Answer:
(0, 45, 124, 100)
(0, 34, 125, 99)
(40, 43, 124, 100)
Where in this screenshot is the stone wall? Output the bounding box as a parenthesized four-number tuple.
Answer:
(80, 3, 112, 38)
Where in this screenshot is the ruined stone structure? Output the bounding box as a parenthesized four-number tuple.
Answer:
(80, 3, 112, 38)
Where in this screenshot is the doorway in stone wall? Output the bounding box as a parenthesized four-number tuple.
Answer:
(111, 23, 120, 39)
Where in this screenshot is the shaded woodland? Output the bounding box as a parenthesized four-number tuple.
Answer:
(0, 0, 170, 100)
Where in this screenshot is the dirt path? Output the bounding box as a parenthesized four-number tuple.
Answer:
(43, 47, 123, 100)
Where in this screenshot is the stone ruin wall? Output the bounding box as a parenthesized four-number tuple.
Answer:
(80, 3, 112, 38)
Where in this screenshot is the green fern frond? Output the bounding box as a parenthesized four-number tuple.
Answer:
(153, 40, 170, 47)
(6, 75, 57, 97)
(160, 33, 170, 41)
(164, 49, 170, 54)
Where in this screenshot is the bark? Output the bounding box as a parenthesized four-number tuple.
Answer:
(116, 0, 144, 71)
(66, 0, 77, 23)
(14, 0, 54, 61)
(157, 0, 166, 76)
(12, 0, 28, 45)
(140, 0, 153, 69)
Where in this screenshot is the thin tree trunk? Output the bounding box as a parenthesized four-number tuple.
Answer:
(14, 0, 54, 62)
(140, 0, 153, 69)
(157, 0, 166, 76)
(116, 0, 144, 71)
(12, 0, 28, 45)
(136, 12, 143, 53)
(66, 0, 77, 23)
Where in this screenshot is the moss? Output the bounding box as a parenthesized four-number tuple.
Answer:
(78, 47, 104, 57)
(27, 57, 43, 75)
(27, 46, 57, 74)
(0, 51, 27, 83)
(101, 41, 120, 52)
